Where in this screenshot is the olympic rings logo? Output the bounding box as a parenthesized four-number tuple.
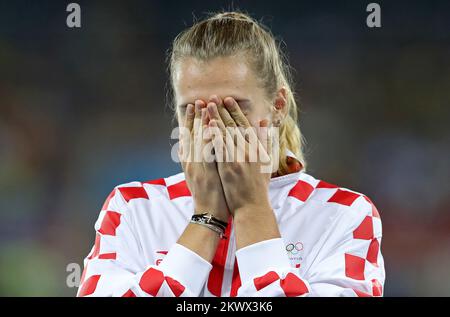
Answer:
(285, 242, 303, 255)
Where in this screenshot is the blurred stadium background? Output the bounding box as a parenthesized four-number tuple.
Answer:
(0, 0, 449, 296)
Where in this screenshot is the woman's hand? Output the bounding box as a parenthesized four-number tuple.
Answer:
(179, 100, 229, 223)
(206, 95, 272, 214)
(206, 95, 280, 249)
(176, 100, 230, 263)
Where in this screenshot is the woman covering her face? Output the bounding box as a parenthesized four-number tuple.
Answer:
(78, 12, 385, 297)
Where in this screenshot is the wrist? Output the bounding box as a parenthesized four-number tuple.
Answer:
(190, 213, 228, 240)
(194, 205, 229, 223)
(234, 200, 272, 218)
(178, 223, 221, 263)
(233, 206, 281, 250)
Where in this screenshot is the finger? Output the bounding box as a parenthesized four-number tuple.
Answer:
(201, 107, 208, 131)
(202, 106, 220, 166)
(180, 104, 194, 148)
(224, 97, 251, 128)
(184, 103, 195, 131)
(207, 102, 227, 138)
(194, 100, 204, 119)
(201, 108, 211, 145)
(257, 119, 271, 163)
(194, 100, 205, 133)
(213, 106, 244, 159)
(219, 106, 237, 131)
(201, 105, 210, 128)
(190, 101, 204, 163)
(202, 112, 217, 166)
(193, 100, 206, 142)
(209, 100, 248, 150)
(178, 143, 186, 171)
(209, 95, 237, 128)
(180, 104, 194, 163)
(209, 119, 228, 163)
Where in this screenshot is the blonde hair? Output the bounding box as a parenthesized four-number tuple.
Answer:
(168, 11, 306, 174)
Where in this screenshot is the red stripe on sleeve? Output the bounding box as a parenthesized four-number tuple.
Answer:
(254, 271, 280, 291)
(139, 267, 165, 296)
(122, 289, 136, 297)
(372, 279, 383, 296)
(98, 211, 122, 236)
(167, 180, 191, 200)
(165, 276, 185, 297)
(366, 238, 380, 266)
(118, 186, 149, 202)
(316, 180, 338, 189)
(98, 252, 117, 260)
(353, 216, 374, 240)
(143, 178, 166, 186)
(207, 217, 232, 296)
(328, 189, 360, 206)
(345, 254, 366, 281)
(354, 289, 372, 297)
(78, 275, 101, 297)
(280, 273, 309, 297)
(288, 180, 314, 202)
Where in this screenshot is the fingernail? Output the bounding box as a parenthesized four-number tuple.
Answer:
(195, 100, 204, 109)
(187, 104, 194, 115)
(224, 97, 234, 108)
(209, 95, 220, 104)
(194, 102, 201, 112)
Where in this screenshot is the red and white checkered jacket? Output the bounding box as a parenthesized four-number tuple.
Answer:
(77, 171, 385, 297)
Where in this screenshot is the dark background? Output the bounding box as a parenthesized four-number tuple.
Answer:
(0, 0, 449, 296)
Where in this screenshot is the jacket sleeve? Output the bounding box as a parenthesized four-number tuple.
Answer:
(77, 186, 212, 297)
(235, 196, 385, 297)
